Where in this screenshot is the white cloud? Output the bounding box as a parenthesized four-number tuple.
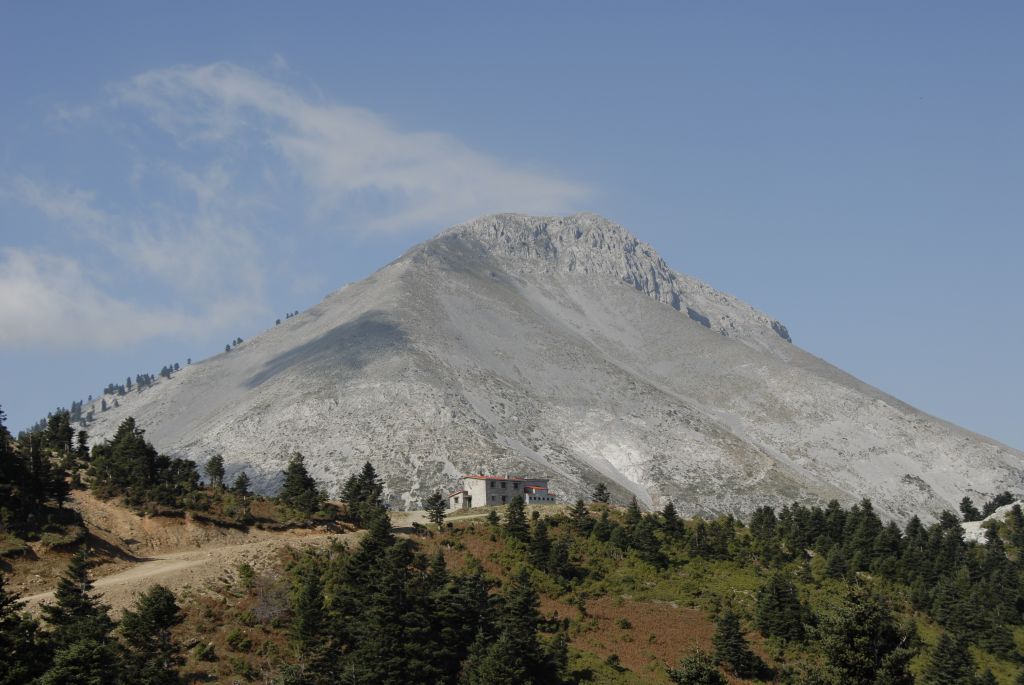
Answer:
(0, 61, 588, 351)
(6, 176, 107, 225)
(0, 249, 205, 348)
(115, 62, 589, 232)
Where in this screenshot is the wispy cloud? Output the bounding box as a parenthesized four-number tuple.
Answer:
(0, 61, 588, 350)
(115, 62, 588, 232)
(6, 176, 107, 225)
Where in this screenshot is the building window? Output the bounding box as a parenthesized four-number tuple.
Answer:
(513, 482, 519, 489)
(501, 481, 506, 489)
(502, 495, 506, 502)
(490, 481, 495, 488)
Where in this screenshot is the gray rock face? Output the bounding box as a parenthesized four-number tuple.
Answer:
(84, 213, 1024, 521)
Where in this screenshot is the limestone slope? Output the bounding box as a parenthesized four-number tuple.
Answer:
(83, 214, 1024, 521)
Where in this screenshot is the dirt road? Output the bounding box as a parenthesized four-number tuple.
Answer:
(22, 529, 357, 614)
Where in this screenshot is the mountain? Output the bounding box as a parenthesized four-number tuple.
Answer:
(83, 213, 1023, 520)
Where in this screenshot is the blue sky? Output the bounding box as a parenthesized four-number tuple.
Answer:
(1, 2, 1021, 449)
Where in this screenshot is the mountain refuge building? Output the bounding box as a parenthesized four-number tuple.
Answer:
(447, 475, 556, 510)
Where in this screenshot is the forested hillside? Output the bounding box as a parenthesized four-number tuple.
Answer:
(4, 404, 1024, 683)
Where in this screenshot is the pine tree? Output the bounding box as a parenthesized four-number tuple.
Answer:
(0, 573, 45, 685)
(204, 454, 225, 489)
(570, 499, 592, 534)
(232, 470, 251, 496)
(632, 516, 666, 568)
(341, 461, 386, 526)
(592, 482, 610, 503)
(424, 491, 447, 526)
(667, 648, 727, 685)
(625, 496, 642, 528)
(40, 549, 115, 647)
(755, 572, 806, 641)
(921, 632, 974, 685)
(279, 453, 322, 515)
(662, 500, 682, 536)
(712, 609, 764, 678)
(39, 550, 118, 685)
(959, 497, 982, 522)
(820, 587, 914, 685)
(529, 518, 551, 570)
(504, 496, 529, 542)
(119, 585, 184, 685)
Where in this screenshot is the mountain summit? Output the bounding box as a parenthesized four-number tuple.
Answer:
(86, 213, 1023, 520)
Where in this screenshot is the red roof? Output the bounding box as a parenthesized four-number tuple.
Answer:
(462, 474, 525, 481)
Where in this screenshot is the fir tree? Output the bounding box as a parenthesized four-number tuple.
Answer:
(921, 632, 974, 685)
(279, 452, 323, 516)
(204, 454, 225, 489)
(119, 585, 184, 685)
(712, 609, 764, 678)
(39, 550, 118, 685)
(592, 482, 610, 503)
(424, 491, 447, 526)
(504, 496, 529, 542)
(529, 518, 551, 570)
(662, 500, 682, 536)
(570, 499, 592, 534)
(232, 470, 251, 496)
(0, 573, 45, 685)
(340, 461, 386, 526)
(667, 648, 727, 685)
(820, 587, 914, 685)
(958, 497, 982, 522)
(625, 496, 642, 528)
(755, 572, 807, 642)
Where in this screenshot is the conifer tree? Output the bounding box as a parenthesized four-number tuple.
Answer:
(755, 572, 806, 641)
(504, 496, 529, 542)
(39, 550, 118, 685)
(921, 632, 974, 685)
(712, 609, 764, 678)
(570, 499, 592, 534)
(232, 470, 251, 496)
(424, 491, 447, 526)
(632, 515, 666, 568)
(340, 461, 386, 526)
(0, 573, 45, 685)
(625, 496, 642, 528)
(592, 482, 610, 503)
(667, 648, 727, 685)
(820, 587, 914, 685)
(959, 497, 982, 522)
(204, 454, 225, 489)
(279, 452, 322, 516)
(529, 518, 551, 570)
(662, 500, 682, 536)
(119, 585, 184, 685)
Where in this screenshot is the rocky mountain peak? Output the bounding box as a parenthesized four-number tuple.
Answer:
(436, 213, 793, 350)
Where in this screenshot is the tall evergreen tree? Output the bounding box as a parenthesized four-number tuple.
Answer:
(958, 497, 982, 522)
(39, 550, 118, 685)
(712, 609, 764, 678)
(119, 585, 184, 685)
(755, 572, 806, 642)
(0, 573, 45, 685)
(504, 496, 529, 542)
(341, 461, 386, 526)
(592, 482, 610, 503)
(569, 499, 592, 534)
(204, 454, 225, 489)
(820, 587, 914, 685)
(425, 491, 447, 526)
(232, 470, 251, 496)
(279, 453, 323, 515)
(921, 632, 975, 685)
(625, 496, 643, 528)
